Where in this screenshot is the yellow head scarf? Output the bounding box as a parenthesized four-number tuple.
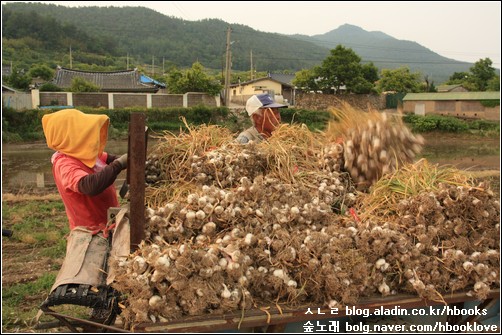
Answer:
(42, 109, 110, 168)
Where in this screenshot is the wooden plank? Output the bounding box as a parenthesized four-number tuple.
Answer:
(133, 289, 500, 332)
(129, 113, 146, 252)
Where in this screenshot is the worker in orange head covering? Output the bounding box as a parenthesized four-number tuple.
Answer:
(42, 109, 128, 233)
(41, 109, 128, 323)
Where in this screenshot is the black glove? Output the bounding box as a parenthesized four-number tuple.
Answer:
(116, 153, 128, 169)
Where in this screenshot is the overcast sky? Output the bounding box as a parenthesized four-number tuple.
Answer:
(5, 1, 501, 67)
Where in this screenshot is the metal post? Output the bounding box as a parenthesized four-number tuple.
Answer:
(129, 113, 146, 252)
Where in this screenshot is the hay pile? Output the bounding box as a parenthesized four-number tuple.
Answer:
(110, 107, 499, 329)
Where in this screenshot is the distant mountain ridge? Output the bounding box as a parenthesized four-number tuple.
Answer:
(292, 24, 474, 83)
(2, 3, 486, 83)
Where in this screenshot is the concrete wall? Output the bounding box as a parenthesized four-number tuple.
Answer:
(35, 91, 219, 110)
(294, 93, 387, 111)
(152, 94, 184, 108)
(73, 93, 109, 108)
(39, 92, 69, 106)
(187, 92, 219, 107)
(113, 94, 147, 109)
(403, 100, 500, 121)
(2, 92, 33, 110)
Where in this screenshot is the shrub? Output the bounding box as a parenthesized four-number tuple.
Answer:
(468, 119, 500, 131)
(404, 114, 469, 132)
(480, 99, 500, 108)
(281, 108, 331, 131)
(39, 83, 62, 92)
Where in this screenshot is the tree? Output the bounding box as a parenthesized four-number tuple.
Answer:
(292, 52, 377, 94)
(165, 62, 222, 96)
(28, 64, 54, 81)
(447, 71, 470, 84)
(377, 67, 421, 93)
(468, 58, 496, 91)
(421, 75, 437, 92)
(39, 82, 62, 92)
(486, 75, 500, 91)
(361, 62, 379, 84)
(446, 58, 497, 91)
(292, 67, 321, 92)
(4, 66, 31, 90)
(69, 77, 100, 92)
(317, 45, 368, 94)
(357, 62, 379, 93)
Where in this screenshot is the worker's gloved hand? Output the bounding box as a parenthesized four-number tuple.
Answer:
(116, 154, 128, 169)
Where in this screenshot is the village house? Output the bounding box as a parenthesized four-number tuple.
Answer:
(51, 66, 166, 93)
(229, 73, 296, 106)
(402, 91, 500, 121)
(23, 66, 218, 109)
(436, 84, 469, 93)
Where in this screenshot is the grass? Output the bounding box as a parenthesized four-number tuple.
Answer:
(2, 273, 56, 306)
(40, 238, 68, 259)
(2, 193, 131, 332)
(2, 196, 70, 332)
(2, 199, 69, 241)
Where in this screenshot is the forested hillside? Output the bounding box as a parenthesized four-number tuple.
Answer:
(2, 2, 327, 73)
(2, 2, 486, 83)
(2, 7, 121, 71)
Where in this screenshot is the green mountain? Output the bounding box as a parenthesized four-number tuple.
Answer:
(2, 3, 489, 84)
(2, 2, 327, 73)
(292, 24, 475, 83)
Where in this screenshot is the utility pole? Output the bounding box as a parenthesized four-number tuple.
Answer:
(69, 45, 72, 69)
(250, 50, 253, 80)
(224, 27, 232, 107)
(127, 53, 129, 70)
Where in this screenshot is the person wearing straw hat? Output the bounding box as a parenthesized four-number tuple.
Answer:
(236, 93, 288, 144)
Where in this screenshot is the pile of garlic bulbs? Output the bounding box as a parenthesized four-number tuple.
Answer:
(109, 112, 498, 329)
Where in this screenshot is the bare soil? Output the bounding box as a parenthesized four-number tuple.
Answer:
(1, 242, 62, 287)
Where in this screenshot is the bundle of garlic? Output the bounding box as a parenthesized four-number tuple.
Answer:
(395, 182, 499, 301)
(145, 123, 352, 208)
(355, 160, 500, 302)
(145, 121, 235, 187)
(326, 102, 424, 191)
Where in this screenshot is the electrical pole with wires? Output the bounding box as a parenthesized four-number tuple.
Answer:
(224, 26, 232, 107)
(250, 50, 254, 80)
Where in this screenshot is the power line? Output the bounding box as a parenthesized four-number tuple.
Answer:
(248, 55, 494, 66)
(171, 1, 190, 20)
(231, 28, 500, 64)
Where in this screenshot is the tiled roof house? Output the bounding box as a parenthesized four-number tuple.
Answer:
(52, 66, 165, 93)
(436, 84, 468, 93)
